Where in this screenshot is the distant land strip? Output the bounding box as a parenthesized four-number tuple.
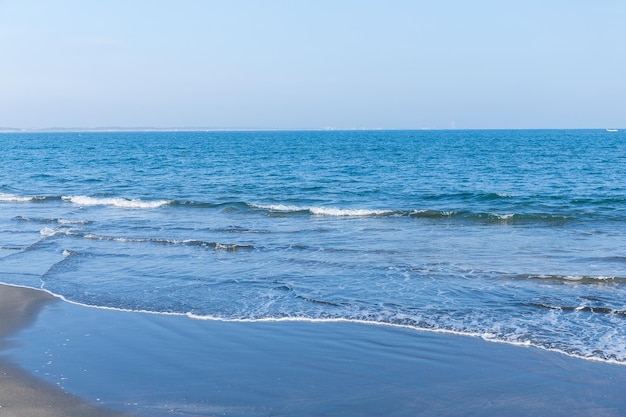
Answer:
(0, 127, 620, 133)
(0, 126, 385, 133)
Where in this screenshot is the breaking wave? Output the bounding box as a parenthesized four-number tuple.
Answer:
(0, 191, 598, 223)
(62, 195, 171, 209)
(0, 193, 45, 202)
(252, 203, 393, 217)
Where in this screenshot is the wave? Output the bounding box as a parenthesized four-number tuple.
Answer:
(2, 192, 171, 209)
(404, 210, 573, 223)
(420, 191, 513, 202)
(251, 203, 572, 223)
(530, 303, 626, 316)
(252, 203, 394, 217)
(2, 276, 626, 366)
(0, 193, 46, 202)
(62, 195, 171, 209)
(15, 215, 93, 225)
(0, 191, 612, 224)
(39, 227, 254, 251)
(506, 274, 626, 284)
(5, 279, 625, 366)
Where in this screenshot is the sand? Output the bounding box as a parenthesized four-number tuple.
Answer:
(2, 282, 626, 416)
(0, 284, 126, 417)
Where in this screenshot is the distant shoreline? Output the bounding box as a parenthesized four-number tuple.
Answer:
(0, 127, 620, 133)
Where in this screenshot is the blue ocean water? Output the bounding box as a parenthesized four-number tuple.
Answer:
(1, 129, 626, 363)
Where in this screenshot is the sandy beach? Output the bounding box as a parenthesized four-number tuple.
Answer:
(2, 282, 626, 416)
(0, 284, 126, 417)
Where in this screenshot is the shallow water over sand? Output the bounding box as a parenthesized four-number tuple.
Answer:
(3, 288, 626, 417)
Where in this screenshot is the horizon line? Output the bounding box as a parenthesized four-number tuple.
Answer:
(0, 126, 621, 133)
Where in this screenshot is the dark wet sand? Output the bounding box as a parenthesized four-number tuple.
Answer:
(0, 284, 126, 417)
(2, 283, 626, 416)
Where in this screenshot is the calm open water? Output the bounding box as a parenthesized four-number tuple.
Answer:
(1, 129, 626, 363)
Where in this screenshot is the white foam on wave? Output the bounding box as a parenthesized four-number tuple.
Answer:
(254, 204, 305, 212)
(309, 207, 393, 216)
(57, 218, 91, 225)
(62, 195, 170, 209)
(0, 193, 37, 202)
(40, 227, 63, 237)
(40, 227, 85, 239)
(533, 274, 618, 282)
(253, 203, 392, 217)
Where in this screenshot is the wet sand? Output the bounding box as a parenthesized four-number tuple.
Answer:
(2, 283, 626, 416)
(0, 284, 126, 417)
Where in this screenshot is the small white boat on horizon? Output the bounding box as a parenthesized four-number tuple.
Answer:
(606, 129, 619, 132)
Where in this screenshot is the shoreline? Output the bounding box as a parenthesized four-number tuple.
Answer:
(2, 282, 626, 416)
(0, 284, 127, 417)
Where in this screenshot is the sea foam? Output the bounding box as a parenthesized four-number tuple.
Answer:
(0, 193, 38, 202)
(253, 203, 392, 217)
(62, 195, 170, 209)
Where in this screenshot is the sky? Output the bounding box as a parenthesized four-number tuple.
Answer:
(0, 0, 624, 130)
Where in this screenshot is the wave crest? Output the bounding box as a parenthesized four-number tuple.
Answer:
(252, 203, 393, 217)
(0, 193, 586, 224)
(0, 193, 40, 202)
(39, 228, 254, 251)
(62, 195, 171, 209)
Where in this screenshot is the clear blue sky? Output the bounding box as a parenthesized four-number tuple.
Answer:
(1, 1, 624, 129)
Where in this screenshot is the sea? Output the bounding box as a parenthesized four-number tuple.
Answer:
(1, 128, 626, 365)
